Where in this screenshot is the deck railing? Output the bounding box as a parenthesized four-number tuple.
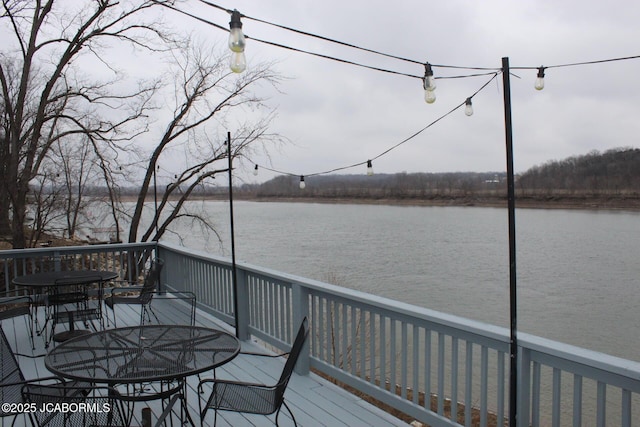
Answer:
(2, 241, 639, 426)
(0, 242, 157, 296)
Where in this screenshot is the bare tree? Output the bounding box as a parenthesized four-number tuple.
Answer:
(0, 0, 171, 248)
(127, 41, 284, 245)
(25, 167, 65, 246)
(0, 102, 10, 237)
(51, 135, 103, 240)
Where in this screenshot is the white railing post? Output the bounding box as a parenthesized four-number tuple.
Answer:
(234, 267, 250, 341)
(517, 344, 531, 427)
(292, 282, 310, 375)
(53, 249, 62, 271)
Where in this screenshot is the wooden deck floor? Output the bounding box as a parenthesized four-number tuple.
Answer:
(3, 297, 409, 427)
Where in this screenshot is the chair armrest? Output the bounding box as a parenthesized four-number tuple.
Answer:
(0, 295, 32, 320)
(198, 377, 276, 393)
(13, 350, 48, 358)
(152, 289, 197, 298)
(105, 286, 144, 296)
(198, 377, 269, 390)
(2, 375, 65, 388)
(47, 292, 87, 305)
(239, 348, 291, 358)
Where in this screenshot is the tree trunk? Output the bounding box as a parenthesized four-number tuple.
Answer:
(0, 189, 11, 236)
(11, 195, 27, 249)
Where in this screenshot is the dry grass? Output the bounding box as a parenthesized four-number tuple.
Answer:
(313, 369, 506, 427)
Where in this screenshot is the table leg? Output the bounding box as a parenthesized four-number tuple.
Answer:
(52, 311, 91, 342)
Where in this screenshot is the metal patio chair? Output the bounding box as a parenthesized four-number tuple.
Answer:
(104, 258, 164, 326)
(198, 317, 309, 426)
(146, 288, 197, 326)
(0, 326, 85, 425)
(22, 384, 129, 427)
(46, 275, 103, 346)
(0, 294, 34, 350)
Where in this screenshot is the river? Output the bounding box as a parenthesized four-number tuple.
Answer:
(157, 200, 640, 363)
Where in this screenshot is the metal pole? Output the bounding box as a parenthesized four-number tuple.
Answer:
(153, 164, 158, 238)
(502, 56, 518, 427)
(227, 131, 240, 338)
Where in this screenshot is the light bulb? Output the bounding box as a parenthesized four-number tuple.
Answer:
(230, 51, 246, 73)
(423, 62, 436, 104)
(228, 10, 246, 53)
(299, 176, 306, 189)
(423, 75, 436, 91)
(534, 66, 545, 91)
(253, 165, 258, 176)
(465, 98, 473, 116)
(366, 160, 374, 176)
(424, 89, 436, 104)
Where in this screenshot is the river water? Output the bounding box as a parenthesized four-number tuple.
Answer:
(159, 200, 640, 363)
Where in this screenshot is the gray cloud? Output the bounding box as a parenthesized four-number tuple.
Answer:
(162, 0, 640, 182)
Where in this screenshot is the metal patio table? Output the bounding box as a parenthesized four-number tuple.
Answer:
(45, 325, 240, 424)
(12, 270, 119, 289)
(13, 270, 118, 343)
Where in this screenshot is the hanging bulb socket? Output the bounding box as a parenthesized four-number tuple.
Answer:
(465, 98, 473, 116)
(299, 175, 306, 189)
(423, 63, 436, 104)
(253, 164, 259, 176)
(423, 63, 436, 90)
(366, 160, 374, 176)
(535, 66, 545, 91)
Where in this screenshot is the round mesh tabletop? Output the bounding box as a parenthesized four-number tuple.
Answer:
(12, 270, 118, 288)
(45, 325, 240, 384)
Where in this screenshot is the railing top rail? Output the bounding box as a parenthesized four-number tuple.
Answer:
(519, 331, 640, 379)
(158, 241, 510, 345)
(0, 242, 157, 258)
(159, 242, 640, 378)
(6, 241, 637, 371)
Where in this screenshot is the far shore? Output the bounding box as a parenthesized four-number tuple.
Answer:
(3, 193, 637, 250)
(132, 193, 640, 212)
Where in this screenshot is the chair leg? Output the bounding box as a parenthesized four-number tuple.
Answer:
(276, 401, 297, 427)
(147, 305, 160, 324)
(24, 308, 35, 350)
(29, 314, 35, 350)
(112, 306, 118, 327)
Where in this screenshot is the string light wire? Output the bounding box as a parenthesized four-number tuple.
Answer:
(159, 1, 501, 80)
(158, 1, 640, 83)
(152, 1, 640, 181)
(511, 55, 640, 70)
(197, 0, 500, 73)
(194, 1, 640, 75)
(249, 72, 500, 179)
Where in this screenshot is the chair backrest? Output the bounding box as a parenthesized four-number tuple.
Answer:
(275, 317, 309, 403)
(22, 384, 128, 427)
(148, 289, 196, 326)
(0, 296, 31, 321)
(50, 276, 101, 306)
(0, 326, 26, 417)
(138, 258, 164, 304)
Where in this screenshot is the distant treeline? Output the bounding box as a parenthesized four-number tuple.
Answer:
(517, 147, 640, 195)
(252, 147, 640, 200)
(109, 147, 640, 203)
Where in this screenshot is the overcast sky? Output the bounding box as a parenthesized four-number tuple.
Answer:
(158, 0, 640, 183)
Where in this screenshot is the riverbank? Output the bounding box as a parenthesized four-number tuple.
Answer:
(124, 190, 640, 211)
(230, 193, 640, 211)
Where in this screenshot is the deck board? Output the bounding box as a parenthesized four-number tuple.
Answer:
(3, 296, 408, 426)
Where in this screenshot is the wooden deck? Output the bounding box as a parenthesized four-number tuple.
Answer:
(3, 296, 409, 427)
